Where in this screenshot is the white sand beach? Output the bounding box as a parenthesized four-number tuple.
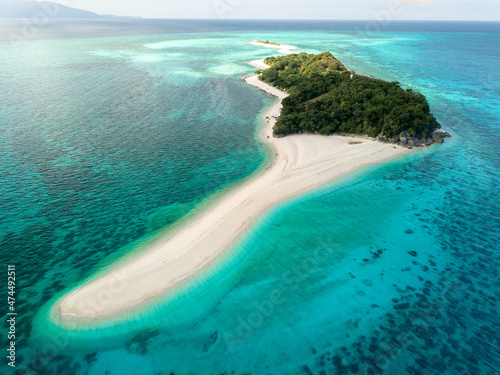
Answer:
(56, 44, 411, 322)
(249, 40, 298, 55)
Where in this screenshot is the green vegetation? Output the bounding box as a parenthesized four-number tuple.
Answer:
(259, 52, 440, 139)
(257, 40, 280, 46)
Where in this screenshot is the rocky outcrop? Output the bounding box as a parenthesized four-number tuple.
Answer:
(432, 131, 447, 143)
(399, 130, 411, 146)
(396, 129, 450, 149)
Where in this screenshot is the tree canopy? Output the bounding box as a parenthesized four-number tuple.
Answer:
(259, 53, 440, 139)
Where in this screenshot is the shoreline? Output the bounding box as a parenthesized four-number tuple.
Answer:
(54, 43, 412, 324)
(249, 40, 298, 55)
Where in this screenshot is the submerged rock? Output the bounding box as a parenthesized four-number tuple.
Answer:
(125, 329, 159, 355)
(203, 331, 219, 352)
(84, 352, 97, 365)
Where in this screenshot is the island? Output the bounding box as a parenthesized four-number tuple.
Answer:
(258, 52, 450, 147)
(256, 40, 280, 46)
(52, 42, 433, 325)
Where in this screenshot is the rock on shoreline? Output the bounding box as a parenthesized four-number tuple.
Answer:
(374, 125, 451, 149)
(395, 129, 451, 149)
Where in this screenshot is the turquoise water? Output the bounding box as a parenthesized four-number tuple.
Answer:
(1, 21, 499, 374)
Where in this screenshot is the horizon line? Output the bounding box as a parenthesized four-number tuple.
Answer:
(2, 17, 499, 22)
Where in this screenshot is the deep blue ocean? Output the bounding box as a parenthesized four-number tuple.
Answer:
(0, 19, 499, 375)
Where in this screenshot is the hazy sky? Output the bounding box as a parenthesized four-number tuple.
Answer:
(33, 0, 500, 20)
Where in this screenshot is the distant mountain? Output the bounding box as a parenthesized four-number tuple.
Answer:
(0, 0, 111, 18)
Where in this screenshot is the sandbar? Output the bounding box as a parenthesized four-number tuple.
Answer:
(56, 43, 410, 322)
